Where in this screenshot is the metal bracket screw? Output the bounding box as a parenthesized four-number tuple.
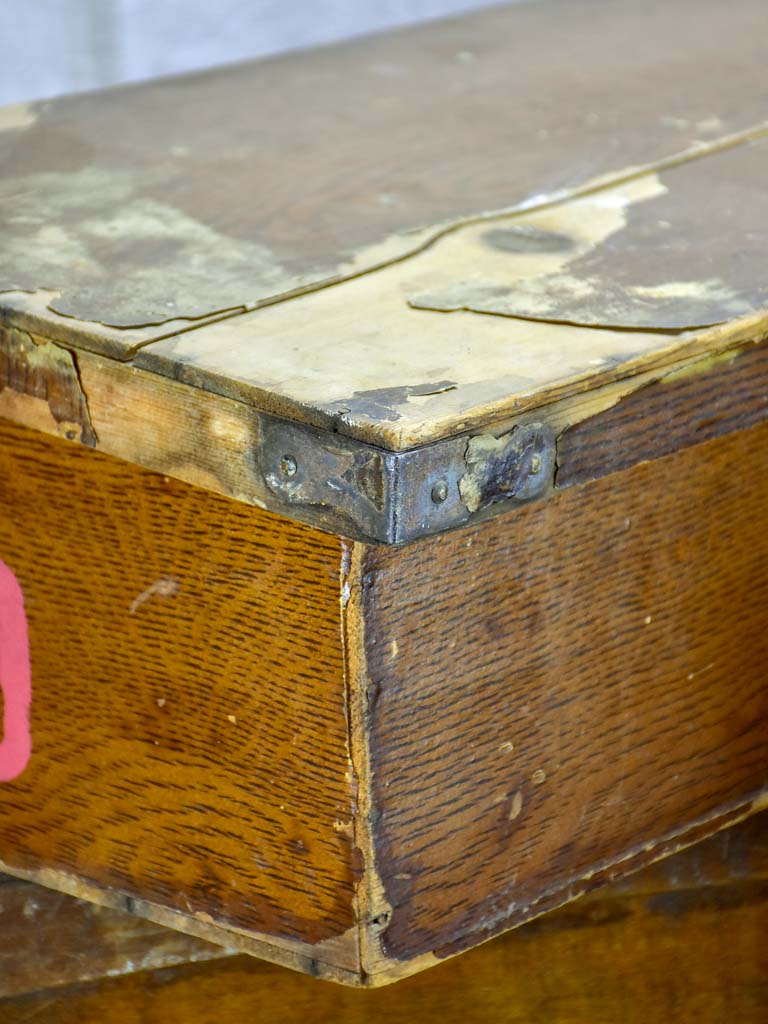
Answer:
(431, 480, 449, 505)
(279, 454, 298, 478)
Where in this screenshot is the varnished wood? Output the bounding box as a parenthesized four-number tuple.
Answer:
(556, 341, 768, 489)
(0, 875, 227, 998)
(0, 418, 359, 979)
(1, 815, 765, 1023)
(355, 421, 768, 969)
(0, 414, 766, 983)
(2, 812, 765, 1000)
(1, 1, 767, 979)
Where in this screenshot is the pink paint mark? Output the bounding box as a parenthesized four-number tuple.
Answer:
(0, 560, 32, 781)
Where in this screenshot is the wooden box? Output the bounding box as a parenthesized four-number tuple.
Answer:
(0, 0, 766, 986)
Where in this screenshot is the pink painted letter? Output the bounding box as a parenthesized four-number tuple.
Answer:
(0, 560, 32, 781)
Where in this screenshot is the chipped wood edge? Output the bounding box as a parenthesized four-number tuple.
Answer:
(400, 311, 768, 453)
(347, 774, 768, 985)
(339, 541, 440, 985)
(427, 790, 768, 959)
(339, 538, 451, 985)
(2, 323, 766, 511)
(0, 861, 365, 987)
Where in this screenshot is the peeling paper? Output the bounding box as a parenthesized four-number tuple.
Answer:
(409, 152, 768, 331)
(139, 134, 768, 450)
(0, 167, 297, 326)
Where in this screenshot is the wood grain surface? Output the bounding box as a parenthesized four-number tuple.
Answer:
(1, 814, 765, 1023)
(1, 0, 767, 987)
(0, 874, 228, 999)
(556, 339, 768, 489)
(1, 810, 764, 1002)
(356, 421, 768, 969)
(0, 418, 359, 975)
(1, 415, 767, 982)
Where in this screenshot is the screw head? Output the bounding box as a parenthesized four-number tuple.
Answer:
(529, 453, 542, 475)
(279, 454, 298, 478)
(431, 480, 449, 505)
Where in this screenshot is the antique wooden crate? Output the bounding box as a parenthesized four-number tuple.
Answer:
(0, 0, 766, 987)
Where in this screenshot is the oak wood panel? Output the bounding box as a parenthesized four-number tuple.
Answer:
(358, 421, 768, 965)
(0, 875, 228, 999)
(0, 419, 356, 965)
(557, 340, 768, 489)
(2, 816, 766, 1023)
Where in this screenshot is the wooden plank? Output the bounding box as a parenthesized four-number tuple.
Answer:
(2, 0, 767, 339)
(1, 413, 766, 985)
(0, 875, 229, 999)
(350, 420, 768, 979)
(2, 816, 765, 1022)
(0, 418, 360, 982)
(1, 412, 766, 985)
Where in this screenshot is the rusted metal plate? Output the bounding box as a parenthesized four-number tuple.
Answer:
(1, 0, 768, 341)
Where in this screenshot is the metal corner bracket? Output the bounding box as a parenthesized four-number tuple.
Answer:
(259, 415, 556, 545)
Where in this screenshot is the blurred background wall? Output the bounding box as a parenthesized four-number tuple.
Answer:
(1, 0, 508, 105)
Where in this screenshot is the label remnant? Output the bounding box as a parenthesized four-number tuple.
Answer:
(0, 560, 32, 781)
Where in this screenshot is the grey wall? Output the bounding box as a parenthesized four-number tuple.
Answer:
(2, 0, 502, 105)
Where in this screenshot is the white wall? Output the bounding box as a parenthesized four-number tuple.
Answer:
(2, 0, 505, 105)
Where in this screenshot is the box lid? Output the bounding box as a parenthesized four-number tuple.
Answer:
(1, 0, 767, 541)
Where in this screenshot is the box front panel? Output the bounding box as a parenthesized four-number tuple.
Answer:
(0, 420, 356, 959)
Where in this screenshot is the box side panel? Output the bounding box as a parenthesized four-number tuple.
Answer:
(360, 421, 768, 967)
(0, 420, 357, 966)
